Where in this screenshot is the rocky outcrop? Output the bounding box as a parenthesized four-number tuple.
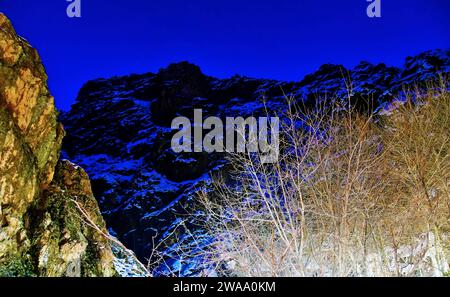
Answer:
(28, 160, 118, 277)
(0, 13, 121, 276)
(61, 48, 449, 275)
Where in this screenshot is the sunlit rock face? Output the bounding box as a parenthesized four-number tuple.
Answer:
(61, 42, 449, 275)
(0, 13, 121, 277)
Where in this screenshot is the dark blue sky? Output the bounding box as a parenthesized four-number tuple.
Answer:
(1, 0, 449, 110)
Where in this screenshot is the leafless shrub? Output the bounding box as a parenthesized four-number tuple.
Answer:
(199, 83, 450, 277)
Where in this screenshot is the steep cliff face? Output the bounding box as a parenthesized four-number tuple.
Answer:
(61, 43, 449, 274)
(0, 13, 120, 276)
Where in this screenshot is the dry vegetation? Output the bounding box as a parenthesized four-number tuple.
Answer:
(199, 84, 450, 277)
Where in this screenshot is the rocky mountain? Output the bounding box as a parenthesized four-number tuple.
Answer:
(61, 47, 449, 275)
(0, 13, 146, 277)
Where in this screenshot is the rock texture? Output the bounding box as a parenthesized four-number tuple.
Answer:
(61, 49, 449, 275)
(0, 13, 119, 276)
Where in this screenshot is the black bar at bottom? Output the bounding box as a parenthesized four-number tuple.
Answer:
(0, 277, 442, 296)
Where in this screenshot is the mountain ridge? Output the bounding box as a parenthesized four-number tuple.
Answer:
(61, 49, 449, 275)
